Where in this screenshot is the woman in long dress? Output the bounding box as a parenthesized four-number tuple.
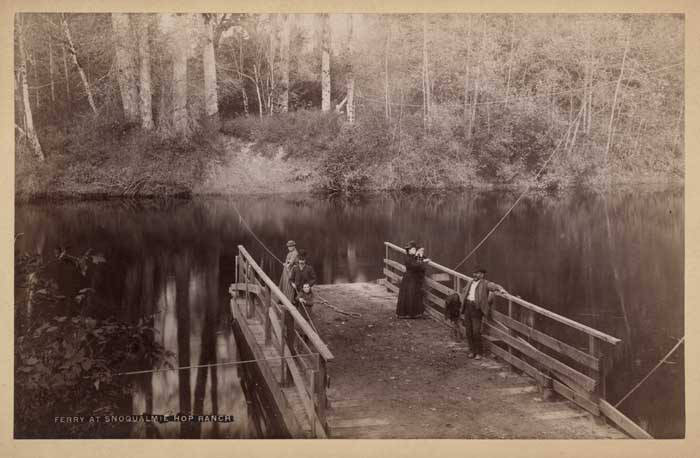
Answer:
(279, 240, 299, 301)
(396, 242, 429, 318)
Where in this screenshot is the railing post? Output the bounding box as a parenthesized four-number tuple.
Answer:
(264, 286, 272, 345)
(384, 243, 390, 289)
(281, 308, 295, 386)
(589, 336, 606, 399)
(507, 299, 515, 361)
(235, 255, 239, 286)
(246, 263, 254, 319)
(315, 355, 328, 432)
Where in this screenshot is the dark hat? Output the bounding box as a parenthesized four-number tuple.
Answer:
(298, 249, 307, 259)
(473, 267, 487, 274)
(286, 240, 296, 247)
(404, 240, 418, 250)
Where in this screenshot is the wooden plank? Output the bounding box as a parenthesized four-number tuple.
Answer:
(230, 299, 305, 437)
(430, 272, 451, 282)
(485, 322, 597, 392)
(553, 372, 597, 403)
(424, 276, 455, 296)
(238, 245, 334, 360)
(552, 380, 600, 416)
(383, 258, 405, 272)
(423, 289, 446, 310)
(285, 347, 327, 438)
(486, 341, 551, 388)
(229, 283, 263, 296)
(383, 279, 399, 294)
(498, 293, 621, 345)
(383, 268, 403, 283)
(492, 310, 600, 371)
(599, 400, 653, 439)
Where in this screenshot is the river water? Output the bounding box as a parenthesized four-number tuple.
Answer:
(14, 186, 684, 438)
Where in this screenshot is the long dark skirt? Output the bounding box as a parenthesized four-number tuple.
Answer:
(396, 269, 425, 318)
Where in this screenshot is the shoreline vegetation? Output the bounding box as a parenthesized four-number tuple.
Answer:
(14, 13, 683, 202)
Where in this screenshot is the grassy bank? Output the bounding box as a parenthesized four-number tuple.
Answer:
(16, 110, 682, 202)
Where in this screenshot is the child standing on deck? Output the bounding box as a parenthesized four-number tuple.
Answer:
(444, 292, 463, 341)
(296, 283, 315, 319)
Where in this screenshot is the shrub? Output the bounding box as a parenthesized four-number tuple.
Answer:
(14, 248, 174, 438)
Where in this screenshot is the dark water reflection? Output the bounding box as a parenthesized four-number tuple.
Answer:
(15, 187, 683, 438)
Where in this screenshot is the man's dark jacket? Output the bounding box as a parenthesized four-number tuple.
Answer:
(290, 264, 317, 288)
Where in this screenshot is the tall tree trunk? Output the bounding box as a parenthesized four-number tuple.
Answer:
(422, 15, 430, 129)
(112, 13, 140, 122)
(49, 38, 55, 103)
(279, 14, 291, 112)
(463, 15, 471, 137)
(202, 14, 220, 129)
(172, 14, 190, 137)
(504, 15, 514, 108)
(17, 15, 44, 161)
(253, 64, 264, 119)
(62, 43, 70, 101)
(62, 14, 98, 116)
(238, 37, 249, 116)
(586, 30, 593, 135)
(320, 13, 331, 112)
(267, 14, 277, 115)
(604, 28, 630, 173)
(672, 103, 683, 157)
(346, 14, 355, 124)
(384, 17, 391, 121)
(242, 86, 249, 116)
(137, 14, 154, 130)
(469, 17, 486, 139)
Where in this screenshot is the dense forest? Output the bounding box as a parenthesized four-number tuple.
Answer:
(14, 13, 684, 198)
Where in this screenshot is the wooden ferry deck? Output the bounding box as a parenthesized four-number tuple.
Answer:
(230, 242, 652, 439)
(316, 282, 626, 439)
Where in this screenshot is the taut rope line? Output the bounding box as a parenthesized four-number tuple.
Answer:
(231, 202, 360, 321)
(453, 104, 585, 271)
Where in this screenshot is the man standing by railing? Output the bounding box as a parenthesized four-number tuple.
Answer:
(461, 267, 507, 360)
(290, 250, 317, 301)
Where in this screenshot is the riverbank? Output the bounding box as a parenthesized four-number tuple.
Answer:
(15, 112, 683, 202)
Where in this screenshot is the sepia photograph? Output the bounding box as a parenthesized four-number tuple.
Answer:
(11, 9, 684, 442)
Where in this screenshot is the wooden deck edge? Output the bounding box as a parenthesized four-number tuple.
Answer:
(230, 298, 307, 438)
(599, 400, 653, 439)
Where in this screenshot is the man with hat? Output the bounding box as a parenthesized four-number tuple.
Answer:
(460, 267, 507, 360)
(279, 240, 299, 301)
(290, 249, 317, 300)
(284, 240, 299, 268)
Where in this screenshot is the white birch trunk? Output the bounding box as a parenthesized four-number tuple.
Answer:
(62, 43, 70, 100)
(49, 38, 55, 103)
(172, 14, 190, 137)
(112, 13, 140, 122)
(202, 15, 219, 128)
(604, 29, 630, 171)
(62, 14, 98, 116)
(320, 13, 331, 112)
(137, 15, 154, 130)
(17, 16, 44, 161)
(279, 14, 291, 113)
(346, 14, 355, 124)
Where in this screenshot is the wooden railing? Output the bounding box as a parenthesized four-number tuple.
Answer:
(383, 241, 651, 439)
(233, 245, 333, 437)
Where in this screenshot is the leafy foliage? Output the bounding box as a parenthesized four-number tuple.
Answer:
(14, 248, 174, 438)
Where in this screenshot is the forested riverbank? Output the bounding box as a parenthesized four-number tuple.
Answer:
(14, 13, 683, 201)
